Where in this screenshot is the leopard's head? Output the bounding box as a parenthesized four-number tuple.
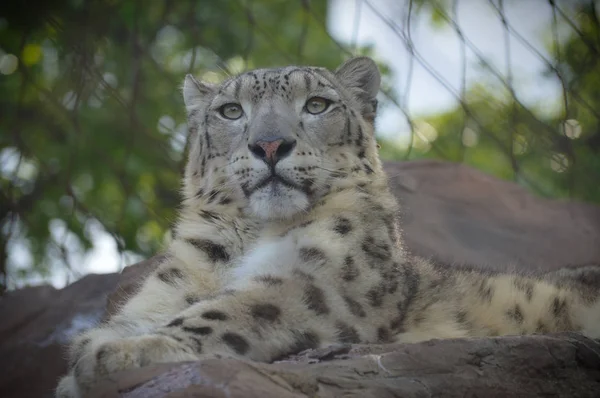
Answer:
(182, 57, 382, 220)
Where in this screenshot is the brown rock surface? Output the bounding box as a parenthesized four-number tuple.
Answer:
(0, 273, 120, 398)
(89, 333, 600, 398)
(2, 160, 600, 398)
(387, 160, 600, 271)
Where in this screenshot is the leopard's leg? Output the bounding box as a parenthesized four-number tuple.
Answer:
(56, 221, 247, 397)
(84, 269, 384, 378)
(392, 261, 600, 343)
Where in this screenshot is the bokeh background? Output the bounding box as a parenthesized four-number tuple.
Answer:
(1, 0, 599, 292)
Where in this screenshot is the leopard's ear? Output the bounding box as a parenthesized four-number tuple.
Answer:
(334, 57, 380, 120)
(182, 74, 216, 109)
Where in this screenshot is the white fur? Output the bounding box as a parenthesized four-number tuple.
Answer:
(229, 237, 298, 288)
(249, 185, 310, 220)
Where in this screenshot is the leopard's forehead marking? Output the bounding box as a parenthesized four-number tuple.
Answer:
(218, 66, 338, 103)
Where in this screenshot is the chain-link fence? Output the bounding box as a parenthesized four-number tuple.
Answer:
(1, 0, 598, 292)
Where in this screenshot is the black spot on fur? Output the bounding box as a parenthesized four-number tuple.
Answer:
(344, 115, 352, 141)
(187, 239, 230, 263)
(233, 80, 242, 97)
(355, 124, 364, 146)
(96, 347, 110, 363)
(255, 275, 285, 286)
(456, 310, 469, 327)
(344, 295, 366, 317)
(334, 217, 352, 235)
(341, 256, 360, 281)
(199, 210, 219, 221)
(362, 236, 391, 263)
(377, 326, 392, 343)
(169, 334, 183, 343)
(241, 182, 250, 197)
(478, 280, 494, 304)
(514, 279, 534, 301)
(366, 284, 385, 307)
(167, 317, 185, 327)
(207, 189, 219, 204)
(202, 310, 229, 321)
(189, 336, 203, 353)
(183, 326, 213, 335)
(381, 266, 401, 293)
(95, 346, 110, 364)
(185, 295, 200, 305)
(536, 320, 550, 333)
(219, 196, 233, 205)
(390, 316, 403, 331)
(303, 74, 311, 92)
(304, 284, 329, 315)
(294, 269, 315, 282)
(506, 305, 524, 324)
(222, 332, 250, 355)
(199, 156, 206, 177)
(157, 268, 184, 285)
(251, 303, 281, 322)
(302, 178, 315, 193)
(289, 330, 320, 355)
(569, 266, 600, 287)
(552, 296, 569, 319)
(298, 220, 314, 228)
(393, 263, 421, 332)
(387, 279, 400, 294)
(299, 247, 328, 265)
(336, 321, 361, 343)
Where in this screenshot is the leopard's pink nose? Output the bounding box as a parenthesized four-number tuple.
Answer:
(248, 138, 297, 165)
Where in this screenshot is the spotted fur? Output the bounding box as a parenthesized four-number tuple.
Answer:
(56, 57, 600, 398)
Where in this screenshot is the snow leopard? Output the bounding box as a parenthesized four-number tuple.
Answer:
(56, 56, 600, 397)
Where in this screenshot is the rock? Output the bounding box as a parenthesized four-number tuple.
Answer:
(87, 333, 600, 398)
(1, 160, 600, 398)
(0, 273, 120, 398)
(386, 160, 600, 272)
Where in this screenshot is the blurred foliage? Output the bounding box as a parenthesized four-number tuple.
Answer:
(0, 0, 359, 291)
(379, 0, 600, 202)
(0, 0, 599, 291)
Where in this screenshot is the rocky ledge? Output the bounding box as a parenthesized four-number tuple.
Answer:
(90, 333, 600, 398)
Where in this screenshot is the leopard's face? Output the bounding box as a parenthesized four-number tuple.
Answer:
(183, 57, 381, 220)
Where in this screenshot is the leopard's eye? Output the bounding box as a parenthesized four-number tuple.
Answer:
(219, 103, 243, 120)
(305, 97, 330, 115)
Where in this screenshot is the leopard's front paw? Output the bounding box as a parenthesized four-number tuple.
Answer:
(73, 334, 198, 394)
(55, 374, 81, 398)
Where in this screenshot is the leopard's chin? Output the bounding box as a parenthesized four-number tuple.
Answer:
(248, 183, 310, 221)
